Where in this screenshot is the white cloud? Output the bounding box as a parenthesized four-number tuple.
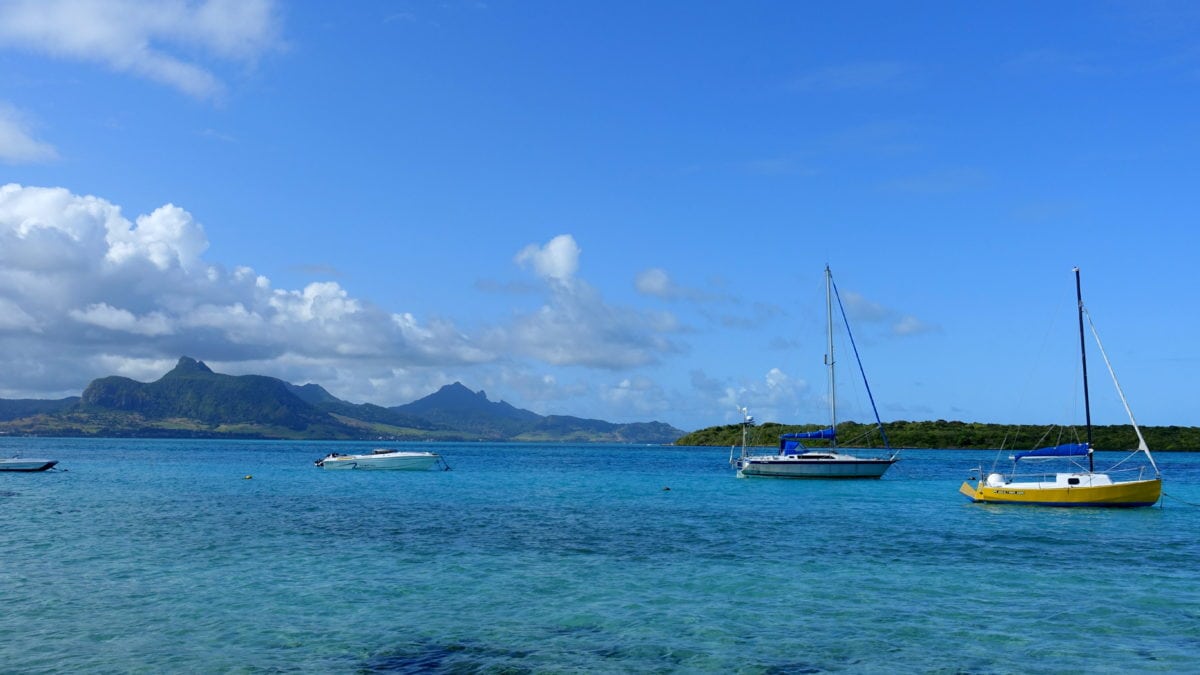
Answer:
(108, 203, 209, 271)
(764, 367, 790, 390)
(0, 296, 40, 331)
(0, 0, 283, 100)
(0, 185, 693, 422)
(269, 282, 361, 323)
(601, 376, 666, 415)
(839, 289, 938, 336)
(69, 302, 174, 336)
(0, 102, 57, 163)
(635, 267, 672, 297)
(0, 183, 499, 398)
(710, 366, 813, 426)
(839, 290, 892, 323)
(492, 244, 682, 369)
(635, 266, 732, 307)
(0, 184, 206, 277)
(515, 234, 580, 282)
(892, 315, 937, 336)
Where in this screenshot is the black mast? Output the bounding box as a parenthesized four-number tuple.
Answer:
(1074, 267, 1094, 472)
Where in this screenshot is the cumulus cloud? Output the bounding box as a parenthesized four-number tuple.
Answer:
(70, 302, 174, 336)
(0, 296, 40, 331)
(838, 290, 938, 336)
(0, 102, 57, 163)
(635, 268, 672, 297)
(601, 376, 667, 416)
(635, 267, 716, 302)
(714, 366, 810, 425)
(514, 234, 580, 283)
(493, 280, 680, 369)
(0, 183, 492, 398)
(491, 235, 683, 369)
(892, 315, 937, 336)
(0, 0, 283, 100)
(109, 203, 210, 271)
(268, 282, 360, 323)
(0, 186, 693, 424)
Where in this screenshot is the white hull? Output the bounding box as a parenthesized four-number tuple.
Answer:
(738, 452, 894, 479)
(731, 267, 898, 481)
(0, 458, 58, 472)
(316, 451, 440, 471)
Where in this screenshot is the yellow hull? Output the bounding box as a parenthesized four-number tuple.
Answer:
(959, 478, 1161, 507)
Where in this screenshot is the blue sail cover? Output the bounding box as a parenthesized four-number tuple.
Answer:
(1012, 443, 1091, 462)
(779, 428, 836, 453)
(784, 428, 836, 440)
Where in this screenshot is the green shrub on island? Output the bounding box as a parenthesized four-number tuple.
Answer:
(675, 419, 1200, 451)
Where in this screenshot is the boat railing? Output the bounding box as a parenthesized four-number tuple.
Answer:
(1002, 464, 1150, 484)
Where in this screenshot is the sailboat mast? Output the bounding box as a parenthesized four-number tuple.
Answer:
(826, 265, 837, 448)
(1074, 267, 1094, 472)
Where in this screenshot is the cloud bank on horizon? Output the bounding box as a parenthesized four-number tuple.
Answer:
(0, 183, 701, 414)
(0, 178, 935, 430)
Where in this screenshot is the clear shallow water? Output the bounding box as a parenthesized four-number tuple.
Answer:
(3, 439, 1199, 673)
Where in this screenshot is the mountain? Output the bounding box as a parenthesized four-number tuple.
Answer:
(392, 382, 542, 438)
(390, 382, 681, 443)
(521, 415, 687, 444)
(82, 357, 337, 430)
(286, 382, 437, 430)
(0, 356, 686, 443)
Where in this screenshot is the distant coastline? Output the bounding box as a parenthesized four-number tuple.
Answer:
(676, 419, 1200, 451)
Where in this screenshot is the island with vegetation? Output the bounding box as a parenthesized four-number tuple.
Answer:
(676, 419, 1200, 451)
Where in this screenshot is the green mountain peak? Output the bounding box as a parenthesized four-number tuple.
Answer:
(166, 356, 214, 377)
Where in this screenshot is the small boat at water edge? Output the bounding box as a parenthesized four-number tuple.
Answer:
(0, 457, 59, 472)
(959, 267, 1161, 507)
(314, 448, 446, 471)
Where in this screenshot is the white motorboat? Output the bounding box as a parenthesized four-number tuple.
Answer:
(0, 457, 59, 472)
(314, 448, 444, 471)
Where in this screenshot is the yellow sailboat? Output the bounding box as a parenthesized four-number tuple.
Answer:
(959, 267, 1161, 507)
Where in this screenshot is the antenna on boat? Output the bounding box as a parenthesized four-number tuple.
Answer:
(1074, 266, 1094, 473)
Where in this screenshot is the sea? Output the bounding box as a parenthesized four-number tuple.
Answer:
(3, 438, 1199, 674)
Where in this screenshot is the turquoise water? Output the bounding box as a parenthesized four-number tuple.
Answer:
(3, 438, 1199, 673)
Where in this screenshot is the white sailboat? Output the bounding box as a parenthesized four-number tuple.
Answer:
(959, 267, 1161, 506)
(732, 266, 898, 479)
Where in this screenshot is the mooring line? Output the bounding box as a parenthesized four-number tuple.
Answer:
(1162, 492, 1200, 508)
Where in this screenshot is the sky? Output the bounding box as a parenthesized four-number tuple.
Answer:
(1, 0, 1198, 433)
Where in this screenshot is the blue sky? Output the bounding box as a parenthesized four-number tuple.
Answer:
(1, 0, 1197, 432)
